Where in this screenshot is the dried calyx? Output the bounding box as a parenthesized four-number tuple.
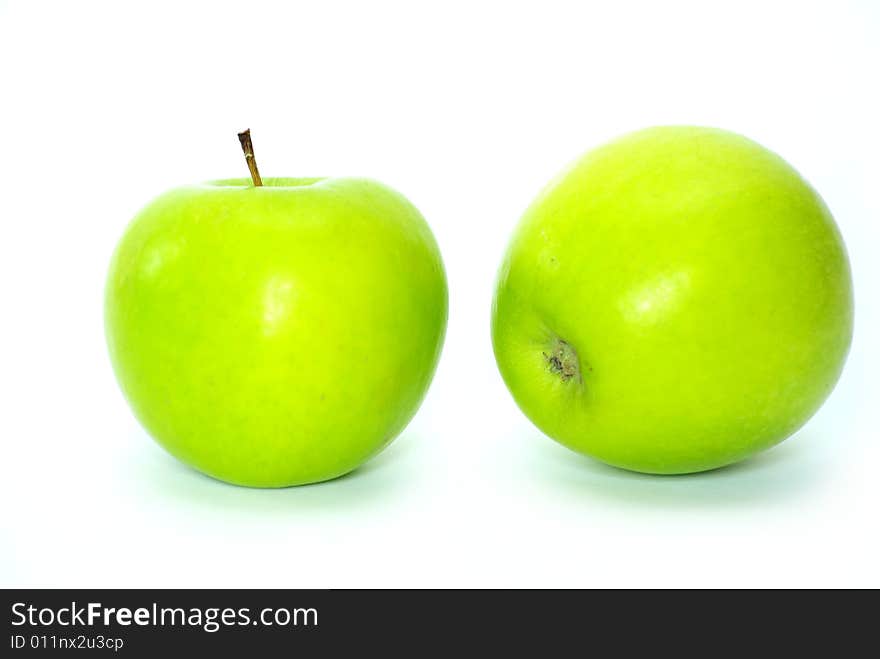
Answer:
(543, 338, 582, 383)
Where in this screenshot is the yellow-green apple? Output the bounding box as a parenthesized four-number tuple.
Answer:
(492, 126, 853, 474)
(106, 134, 447, 487)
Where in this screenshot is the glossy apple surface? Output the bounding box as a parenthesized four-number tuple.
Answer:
(492, 126, 853, 474)
(106, 177, 447, 487)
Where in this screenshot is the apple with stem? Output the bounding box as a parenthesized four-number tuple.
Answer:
(106, 130, 448, 487)
(492, 126, 853, 474)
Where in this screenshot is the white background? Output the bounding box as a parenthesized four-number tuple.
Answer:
(1, 0, 878, 588)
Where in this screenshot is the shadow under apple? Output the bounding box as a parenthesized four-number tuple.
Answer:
(524, 428, 836, 511)
(128, 430, 418, 518)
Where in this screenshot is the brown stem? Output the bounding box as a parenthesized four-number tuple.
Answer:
(237, 129, 263, 186)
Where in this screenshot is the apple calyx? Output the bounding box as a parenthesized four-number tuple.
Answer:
(237, 128, 263, 186)
(543, 338, 582, 384)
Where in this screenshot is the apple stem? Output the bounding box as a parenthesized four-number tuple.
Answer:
(237, 129, 263, 187)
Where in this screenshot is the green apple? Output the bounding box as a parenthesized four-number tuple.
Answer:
(492, 126, 853, 474)
(106, 156, 447, 487)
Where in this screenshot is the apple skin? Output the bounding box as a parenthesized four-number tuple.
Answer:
(492, 126, 853, 474)
(106, 177, 447, 487)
